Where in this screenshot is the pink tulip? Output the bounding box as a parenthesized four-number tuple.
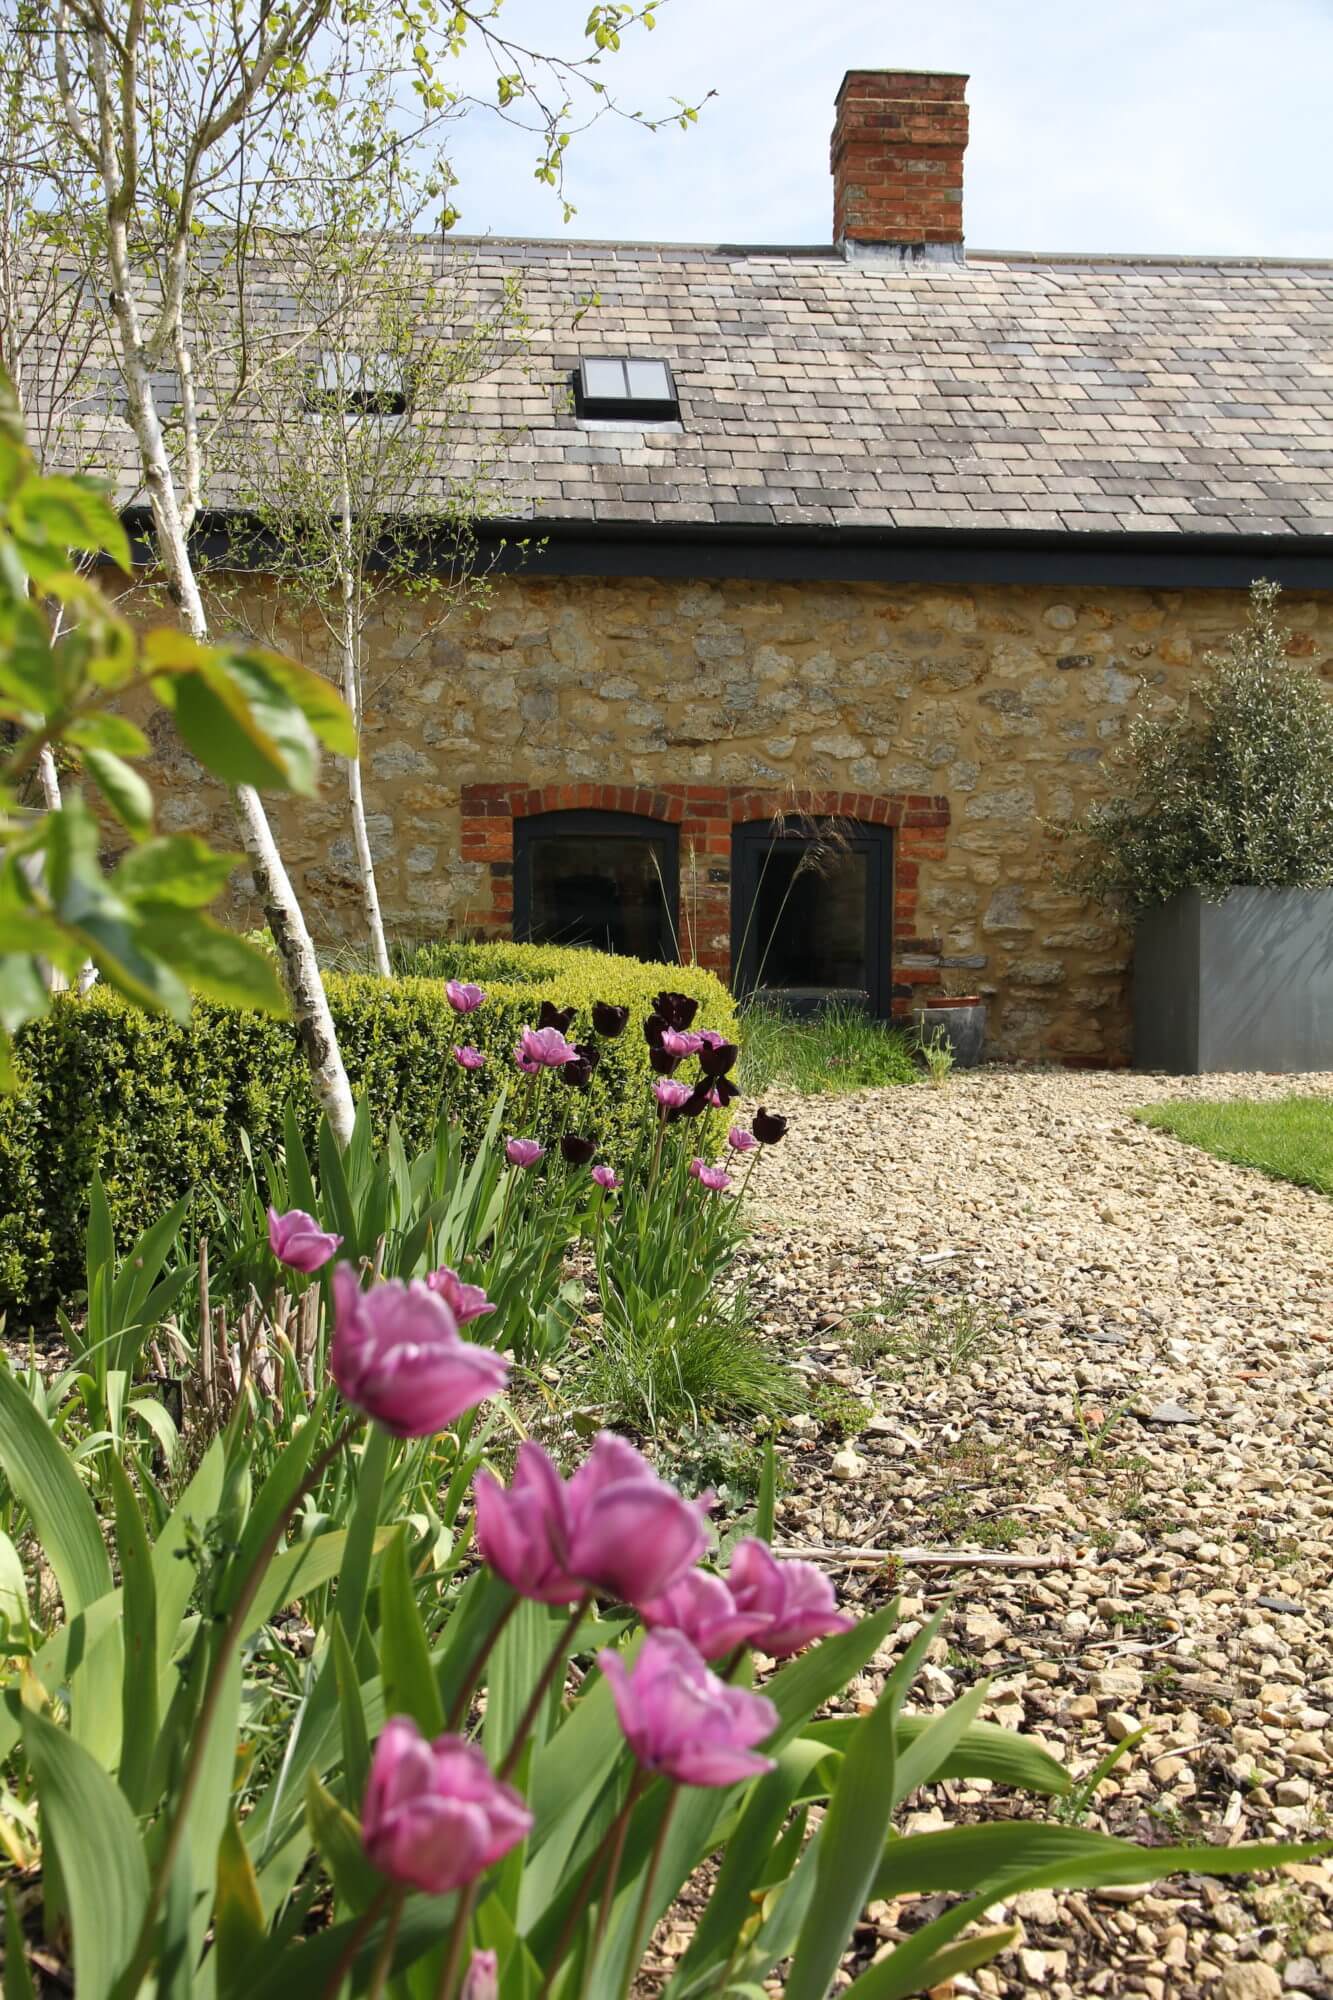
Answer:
(453, 1044, 486, 1070)
(590, 1164, 620, 1190)
(660, 1027, 704, 1057)
(362, 1716, 531, 1896)
(652, 1078, 692, 1111)
(697, 1028, 729, 1051)
(474, 1440, 586, 1603)
(425, 1265, 496, 1325)
(267, 1206, 342, 1273)
(726, 1539, 856, 1658)
(505, 1136, 545, 1168)
(446, 980, 486, 1014)
(474, 1433, 711, 1607)
(639, 1566, 771, 1660)
(689, 1158, 732, 1193)
(598, 1630, 776, 1787)
(331, 1264, 509, 1437)
(515, 1025, 577, 1074)
(727, 1126, 758, 1153)
(462, 1952, 499, 2000)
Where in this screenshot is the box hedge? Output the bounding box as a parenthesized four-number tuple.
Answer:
(1, 945, 736, 1323)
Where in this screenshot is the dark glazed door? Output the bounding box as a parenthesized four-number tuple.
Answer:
(731, 817, 892, 1015)
(514, 810, 678, 961)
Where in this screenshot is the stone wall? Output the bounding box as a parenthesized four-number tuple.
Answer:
(151, 572, 1333, 1062)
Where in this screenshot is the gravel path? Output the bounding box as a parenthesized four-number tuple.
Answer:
(743, 1069, 1333, 2000)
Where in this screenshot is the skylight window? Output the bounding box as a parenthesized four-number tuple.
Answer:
(574, 356, 679, 423)
(306, 351, 408, 417)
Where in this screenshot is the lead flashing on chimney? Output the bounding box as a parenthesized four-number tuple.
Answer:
(841, 239, 966, 266)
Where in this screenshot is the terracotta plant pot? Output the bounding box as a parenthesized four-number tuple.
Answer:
(912, 997, 987, 1069)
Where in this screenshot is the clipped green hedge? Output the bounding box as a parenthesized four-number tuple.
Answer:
(2, 945, 735, 1323)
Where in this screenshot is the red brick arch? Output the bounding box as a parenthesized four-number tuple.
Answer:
(459, 782, 949, 1009)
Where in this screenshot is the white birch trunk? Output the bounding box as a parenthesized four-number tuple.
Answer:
(100, 204, 356, 1143)
(338, 466, 391, 977)
(36, 745, 69, 992)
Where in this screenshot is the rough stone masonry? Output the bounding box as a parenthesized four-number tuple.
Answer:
(147, 572, 1333, 1064)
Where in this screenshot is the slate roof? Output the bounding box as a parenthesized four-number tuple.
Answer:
(47, 235, 1333, 542)
(445, 238, 1333, 540)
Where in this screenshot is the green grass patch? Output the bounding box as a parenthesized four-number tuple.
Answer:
(1135, 1095, 1333, 1197)
(738, 1000, 918, 1097)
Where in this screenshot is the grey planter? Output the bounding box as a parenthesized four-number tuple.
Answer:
(1133, 887, 1333, 1073)
(913, 999, 987, 1069)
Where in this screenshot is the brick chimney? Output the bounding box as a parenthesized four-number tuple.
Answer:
(831, 69, 969, 259)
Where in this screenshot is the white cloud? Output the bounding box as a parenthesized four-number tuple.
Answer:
(440, 0, 1333, 256)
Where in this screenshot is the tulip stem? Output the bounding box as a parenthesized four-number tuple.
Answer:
(618, 1785, 678, 2000)
(497, 1590, 594, 1781)
(445, 1590, 519, 1732)
(434, 1881, 478, 2000)
(543, 1769, 649, 2000)
(316, 1880, 394, 2000)
(366, 1885, 405, 2000)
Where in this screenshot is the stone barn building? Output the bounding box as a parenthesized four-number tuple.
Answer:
(143, 68, 1333, 1061)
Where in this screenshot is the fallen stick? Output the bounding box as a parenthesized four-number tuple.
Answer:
(769, 1544, 1080, 1573)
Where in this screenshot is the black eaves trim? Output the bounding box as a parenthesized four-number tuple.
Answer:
(121, 507, 1333, 593)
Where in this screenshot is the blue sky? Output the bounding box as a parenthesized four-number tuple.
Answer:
(442, 0, 1333, 257)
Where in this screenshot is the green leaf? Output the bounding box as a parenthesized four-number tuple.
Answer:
(21, 1708, 148, 2000)
(4, 1882, 36, 2000)
(214, 1811, 266, 1998)
(802, 1712, 1069, 1798)
(305, 1771, 382, 1913)
(0, 1366, 113, 1615)
(134, 907, 288, 1014)
(755, 1439, 776, 1544)
(108, 1455, 158, 1812)
(235, 646, 356, 759)
(0, 1530, 28, 1637)
(63, 713, 150, 757)
(10, 473, 130, 571)
(83, 749, 153, 837)
(166, 651, 320, 794)
(379, 1524, 444, 1736)
(115, 835, 240, 908)
(0, 955, 49, 1036)
(785, 1614, 941, 2000)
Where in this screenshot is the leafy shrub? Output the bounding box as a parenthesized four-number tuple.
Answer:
(0, 945, 734, 1320)
(1065, 581, 1333, 911)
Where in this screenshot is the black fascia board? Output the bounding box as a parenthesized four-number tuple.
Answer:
(121, 506, 1333, 592)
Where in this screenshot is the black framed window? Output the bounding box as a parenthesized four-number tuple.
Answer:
(514, 810, 678, 962)
(731, 817, 893, 1016)
(573, 355, 679, 423)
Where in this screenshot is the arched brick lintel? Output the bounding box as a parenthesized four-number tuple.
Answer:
(458, 782, 950, 1005)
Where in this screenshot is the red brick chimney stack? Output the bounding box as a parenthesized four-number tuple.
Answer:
(831, 70, 970, 256)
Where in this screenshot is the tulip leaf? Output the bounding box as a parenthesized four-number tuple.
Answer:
(215, 1810, 267, 1997)
(333, 1617, 372, 1809)
(305, 1771, 383, 1914)
(108, 1454, 158, 1813)
(799, 1711, 1069, 1798)
(0, 1362, 112, 1617)
(379, 1523, 444, 1737)
(4, 1882, 36, 2000)
(21, 1707, 148, 2000)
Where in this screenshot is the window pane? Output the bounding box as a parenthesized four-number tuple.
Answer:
(625, 358, 671, 400)
(582, 357, 627, 399)
(529, 834, 672, 959)
(753, 846, 868, 999)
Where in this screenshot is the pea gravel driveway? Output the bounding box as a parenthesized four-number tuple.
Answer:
(740, 1068, 1333, 2000)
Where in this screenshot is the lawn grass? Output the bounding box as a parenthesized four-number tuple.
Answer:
(1135, 1095, 1333, 1196)
(738, 1000, 918, 1096)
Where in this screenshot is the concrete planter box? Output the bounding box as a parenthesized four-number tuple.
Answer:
(1133, 888, 1333, 1073)
(912, 998, 987, 1069)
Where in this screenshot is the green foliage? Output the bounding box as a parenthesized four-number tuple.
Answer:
(0, 384, 356, 1067)
(1136, 1094, 1333, 1197)
(1064, 582, 1333, 910)
(1, 946, 734, 1318)
(738, 1000, 917, 1097)
(808, 1379, 871, 1439)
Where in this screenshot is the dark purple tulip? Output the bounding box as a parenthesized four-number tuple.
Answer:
(712, 1075, 741, 1107)
(574, 1040, 601, 1072)
(699, 1039, 739, 1078)
(649, 1047, 681, 1076)
(752, 1107, 788, 1145)
(681, 1082, 714, 1118)
(537, 1000, 577, 1034)
(560, 1134, 597, 1167)
(643, 1014, 666, 1049)
(559, 1057, 593, 1091)
(651, 991, 699, 1032)
(592, 1002, 629, 1038)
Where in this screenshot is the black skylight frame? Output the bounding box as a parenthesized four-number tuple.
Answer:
(304, 351, 410, 418)
(574, 355, 680, 422)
